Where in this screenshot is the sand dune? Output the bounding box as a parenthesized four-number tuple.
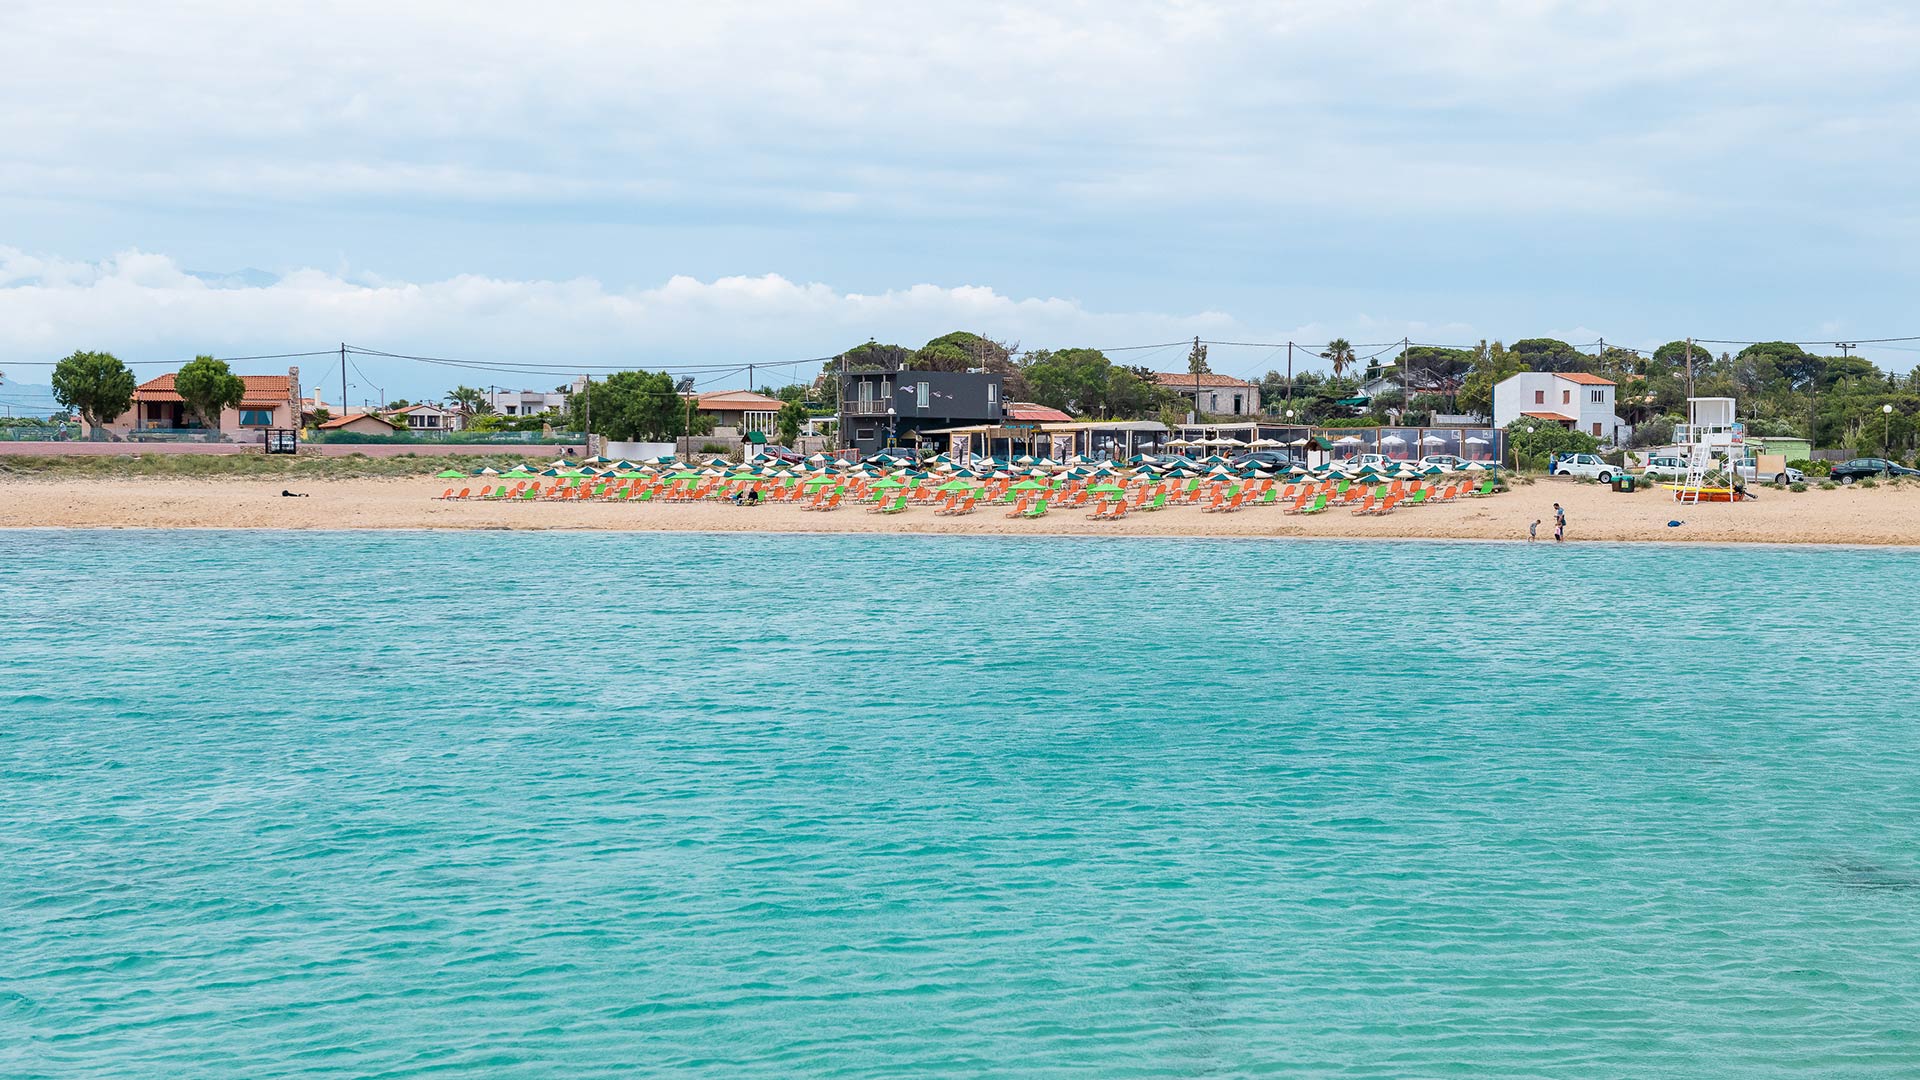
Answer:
(3, 477, 1918, 545)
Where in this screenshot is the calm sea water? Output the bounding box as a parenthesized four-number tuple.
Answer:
(5, 530, 1920, 1078)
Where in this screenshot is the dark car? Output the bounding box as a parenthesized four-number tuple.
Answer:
(1829, 457, 1920, 484)
(1230, 450, 1301, 472)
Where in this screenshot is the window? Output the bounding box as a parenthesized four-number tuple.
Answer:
(239, 409, 272, 427)
(986, 383, 997, 405)
(1562, 389, 1572, 405)
(1232, 394, 1243, 415)
(1534, 390, 1545, 404)
(856, 428, 874, 442)
(1592, 422, 1603, 436)
(858, 380, 873, 407)
(917, 382, 929, 408)
(1590, 389, 1604, 403)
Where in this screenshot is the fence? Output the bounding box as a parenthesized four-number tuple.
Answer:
(0, 424, 80, 441)
(310, 429, 586, 445)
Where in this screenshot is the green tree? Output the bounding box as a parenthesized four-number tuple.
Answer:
(1186, 337, 1210, 375)
(1023, 348, 1118, 416)
(584, 371, 690, 442)
(1509, 338, 1587, 372)
(1504, 417, 1598, 469)
(1322, 339, 1356, 379)
(445, 385, 493, 415)
(50, 349, 137, 439)
(1457, 341, 1523, 418)
(838, 340, 910, 373)
(776, 400, 806, 446)
(174, 355, 245, 432)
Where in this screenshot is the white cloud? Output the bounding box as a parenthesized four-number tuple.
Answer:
(0, 246, 1525, 394)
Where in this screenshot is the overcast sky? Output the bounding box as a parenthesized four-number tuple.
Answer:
(5, 0, 1920, 397)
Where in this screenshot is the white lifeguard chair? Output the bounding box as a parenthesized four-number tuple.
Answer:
(1674, 398, 1743, 505)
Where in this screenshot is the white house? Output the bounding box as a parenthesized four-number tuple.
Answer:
(1492, 372, 1626, 443)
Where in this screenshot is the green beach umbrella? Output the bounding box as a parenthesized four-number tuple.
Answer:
(667, 470, 703, 480)
(1088, 482, 1128, 494)
(1008, 479, 1048, 491)
(435, 469, 467, 478)
(871, 477, 906, 489)
(936, 479, 978, 492)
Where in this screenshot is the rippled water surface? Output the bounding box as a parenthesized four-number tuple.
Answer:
(6, 530, 1920, 1078)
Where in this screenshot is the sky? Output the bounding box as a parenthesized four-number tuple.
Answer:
(5, 0, 1920, 402)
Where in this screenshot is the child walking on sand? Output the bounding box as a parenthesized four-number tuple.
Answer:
(1529, 519, 1540, 541)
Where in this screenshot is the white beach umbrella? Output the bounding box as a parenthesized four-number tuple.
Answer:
(1421, 434, 1447, 446)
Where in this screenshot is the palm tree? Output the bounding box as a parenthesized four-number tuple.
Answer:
(1323, 339, 1356, 380)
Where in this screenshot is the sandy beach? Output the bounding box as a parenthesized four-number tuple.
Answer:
(2, 476, 1918, 544)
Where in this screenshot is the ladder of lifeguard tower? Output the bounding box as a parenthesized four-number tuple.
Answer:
(1678, 442, 1713, 505)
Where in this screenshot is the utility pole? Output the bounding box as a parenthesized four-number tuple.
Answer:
(340, 343, 347, 419)
(1683, 338, 1695, 400)
(581, 374, 591, 457)
(1284, 342, 1293, 407)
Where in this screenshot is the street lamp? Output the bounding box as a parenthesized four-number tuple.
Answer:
(886, 405, 897, 449)
(1884, 402, 1894, 454)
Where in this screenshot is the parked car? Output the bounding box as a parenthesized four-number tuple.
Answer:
(1349, 454, 1409, 471)
(1641, 454, 1689, 482)
(1552, 452, 1617, 482)
(1730, 457, 1806, 486)
(1829, 457, 1920, 484)
(1417, 454, 1470, 471)
(1230, 450, 1301, 472)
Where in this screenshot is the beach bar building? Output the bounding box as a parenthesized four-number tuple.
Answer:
(839, 367, 1004, 455)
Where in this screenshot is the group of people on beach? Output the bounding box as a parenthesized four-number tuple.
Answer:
(1530, 503, 1567, 542)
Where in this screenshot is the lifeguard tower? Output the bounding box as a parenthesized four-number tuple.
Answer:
(1672, 397, 1745, 504)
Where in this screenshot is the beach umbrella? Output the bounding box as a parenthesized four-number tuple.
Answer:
(1335, 436, 1362, 445)
(477, 466, 501, 475)
(1464, 461, 1489, 471)
(1420, 434, 1447, 447)
(435, 469, 467, 478)
(1008, 478, 1048, 491)
(1380, 435, 1407, 447)
(871, 477, 906, 489)
(936, 478, 978, 492)
(546, 458, 572, 468)
(1088, 482, 1128, 494)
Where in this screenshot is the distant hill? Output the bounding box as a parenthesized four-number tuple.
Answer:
(0, 377, 63, 417)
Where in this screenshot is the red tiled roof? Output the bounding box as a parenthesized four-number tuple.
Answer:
(318, 412, 399, 430)
(1152, 372, 1255, 389)
(686, 390, 785, 411)
(1005, 403, 1073, 423)
(134, 373, 294, 407)
(1555, 372, 1616, 386)
(1520, 411, 1578, 423)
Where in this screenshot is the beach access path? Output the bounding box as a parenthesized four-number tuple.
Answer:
(2, 477, 1918, 544)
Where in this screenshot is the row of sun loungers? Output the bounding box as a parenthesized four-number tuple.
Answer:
(434, 475, 1501, 519)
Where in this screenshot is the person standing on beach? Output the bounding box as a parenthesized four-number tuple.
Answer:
(1529, 519, 1540, 541)
(1552, 502, 1566, 541)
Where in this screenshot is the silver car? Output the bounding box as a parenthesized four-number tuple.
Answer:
(1642, 455, 1689, 482)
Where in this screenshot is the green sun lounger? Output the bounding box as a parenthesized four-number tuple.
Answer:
(1298, 492, 1331, 515)
(1022, 497, 1050, 519)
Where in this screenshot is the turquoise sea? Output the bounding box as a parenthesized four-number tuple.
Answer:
(5, 530, 1920, 1078)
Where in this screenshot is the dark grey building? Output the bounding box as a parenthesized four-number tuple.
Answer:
(839, 368, 1004, 455)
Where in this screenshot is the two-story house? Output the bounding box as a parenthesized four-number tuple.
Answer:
(1492, 372, 1625, 443)
(839, 368, 1004, 455)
